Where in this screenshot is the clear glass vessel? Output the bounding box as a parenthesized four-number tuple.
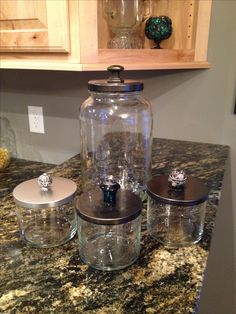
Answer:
(78, 216, 141, 271)
(76, 186, 142, 271)
(147, 170, 208, 248)
(13, 173, 77, 248)
(103, 0, 150, 49)
(79, 65, 153, 199)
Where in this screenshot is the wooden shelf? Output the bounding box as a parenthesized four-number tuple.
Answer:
(79, 0, 212, 70)
(82, 62, 211, 71)
(0, 60, 83, 71)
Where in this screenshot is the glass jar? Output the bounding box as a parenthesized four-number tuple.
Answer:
(76, 177, 142, 271)
(147, 170, 208, 248)
(13, 173, 77, 248)
(0, 116, 17, 170)
(79, 65, 153, 199)
(103, 0, 150, 49)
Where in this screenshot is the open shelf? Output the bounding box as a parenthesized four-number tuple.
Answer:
(79, 0, 212, 70)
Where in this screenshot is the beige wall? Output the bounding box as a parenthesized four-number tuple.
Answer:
(0, 0, 236, 311)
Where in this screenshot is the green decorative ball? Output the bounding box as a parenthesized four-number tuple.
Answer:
(145, 16, 172, 49)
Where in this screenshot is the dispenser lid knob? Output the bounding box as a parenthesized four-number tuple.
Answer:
(87, 64, 143, 92)
(107, 65, 125, 83)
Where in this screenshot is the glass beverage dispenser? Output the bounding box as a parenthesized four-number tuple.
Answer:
(77, 66, 152, 270)
(79, 65, 153, 198)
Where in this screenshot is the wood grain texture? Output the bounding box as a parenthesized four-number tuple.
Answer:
(79, 0, 212, 69)
(0, 0, 70, 52)
(144, 0, 198, 49)
(78, 0, 98, 62)
(0, 0, 80, 67)
(194, 0, 212, 61)
(82, 62, 210, 71)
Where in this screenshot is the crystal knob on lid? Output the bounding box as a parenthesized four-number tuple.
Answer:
(146, 170, 209, 248)
(38, 173, 53, 191)
(13, 173, 77, 248)
(168, 169, 187, 189)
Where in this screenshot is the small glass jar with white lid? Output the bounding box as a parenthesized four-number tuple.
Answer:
(13, 173, 77, 248)
(147, 169, 208, 248)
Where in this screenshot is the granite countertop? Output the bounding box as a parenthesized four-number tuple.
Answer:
(0, 138, 229, 314)
(0, 158, 54, 198)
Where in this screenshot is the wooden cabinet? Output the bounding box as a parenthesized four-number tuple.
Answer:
(0, 0, 212, 71)
(0, 0, 70, 53)
(0, 0, 81, 70)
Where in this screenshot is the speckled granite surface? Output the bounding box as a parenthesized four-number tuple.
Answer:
(0, 158, 54, 198)
(0, 138, 229, 314)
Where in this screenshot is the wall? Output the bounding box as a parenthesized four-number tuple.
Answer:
(0, 0, 235, 312)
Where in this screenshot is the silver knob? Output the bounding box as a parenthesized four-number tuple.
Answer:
(168, 169, 187, 188)
(38, 173, 52, 191)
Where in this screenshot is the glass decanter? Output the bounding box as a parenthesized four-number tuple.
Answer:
(103, 0, 150, 49)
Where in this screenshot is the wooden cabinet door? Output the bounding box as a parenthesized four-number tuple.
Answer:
(0, 0, 70, 53)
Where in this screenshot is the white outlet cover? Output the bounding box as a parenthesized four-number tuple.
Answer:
(28, 106, 45, 134)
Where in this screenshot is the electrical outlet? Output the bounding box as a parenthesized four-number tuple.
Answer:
(28, 106, 45, 134)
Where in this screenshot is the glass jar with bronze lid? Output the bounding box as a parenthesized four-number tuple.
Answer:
(147, 170, 209, 248)
(76, 175, 142, 271)
(79, 65, 153, 199)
